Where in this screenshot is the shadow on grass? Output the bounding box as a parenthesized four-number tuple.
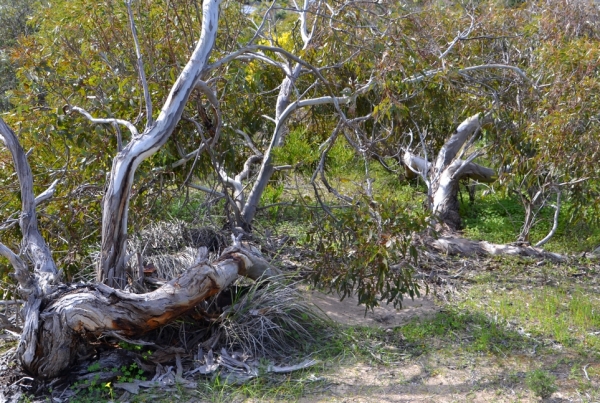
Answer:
(395, 308, 538, 356)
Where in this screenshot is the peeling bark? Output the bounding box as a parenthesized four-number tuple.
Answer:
(3, 114, 281, 379)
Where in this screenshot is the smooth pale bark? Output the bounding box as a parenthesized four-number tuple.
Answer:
(429, 114, 495, 231)
(403, 152, 496, 183)
(0, 0, 286, 380)
(241, 66, 302, 228)
(430, 236, 564, 262)
(403, 114, 496, 231)
(98, 0, 221, 288)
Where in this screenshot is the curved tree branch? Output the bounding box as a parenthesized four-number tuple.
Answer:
(0, 118, 58, 278)
(98, 0, 221, 288)
(65, 105, 139, 138)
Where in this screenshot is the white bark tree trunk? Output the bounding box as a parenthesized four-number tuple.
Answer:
(98, 0, 221, 287)
(0, 0, 285, 380)
(404, 114, 496, 231)
(3, 114, 279, 379)
(241, 64, 302, 227)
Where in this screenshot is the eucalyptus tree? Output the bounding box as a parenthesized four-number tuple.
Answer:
(0, 0, 398, 379)
(0, 0, 295, 378)
(372, 0, 600, 244)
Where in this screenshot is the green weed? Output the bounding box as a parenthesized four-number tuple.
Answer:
(526, 369, 557, 399)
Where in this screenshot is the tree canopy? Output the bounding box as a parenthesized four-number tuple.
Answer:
(1, 0, 600, 315)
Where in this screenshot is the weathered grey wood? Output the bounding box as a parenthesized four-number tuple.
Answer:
(98, 0, 221, 287)
(430, 236, 564, 262)
(0, 118, 63, 374)
(0, 0, 285, 381)
(0, 119, 58, 279)
(25, 245, 278, 378)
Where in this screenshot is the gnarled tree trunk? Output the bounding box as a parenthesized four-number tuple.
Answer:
(1, 115, 280, 379)
(0, 0, 284, 380)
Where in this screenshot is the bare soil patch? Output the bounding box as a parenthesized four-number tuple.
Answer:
(306, 290, 438, 328)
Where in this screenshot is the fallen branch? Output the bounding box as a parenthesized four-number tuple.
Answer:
(429, 236, 565, 262)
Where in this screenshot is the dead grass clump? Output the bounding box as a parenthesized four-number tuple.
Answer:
(213, 276, 331, 359)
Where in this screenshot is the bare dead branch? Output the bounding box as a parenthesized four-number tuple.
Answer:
(187, 183, 226, 198)
(65, 105, 139, 137)
(535, 188, 562, 248)
(0, 243, 33, 292)
(0, 118, 58, 277)
(34, 179, 59, 206)
(234, 129, 262, 155)
(126, 0, 153, 128)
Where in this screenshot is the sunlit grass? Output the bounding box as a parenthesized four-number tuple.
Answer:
(460, 284, 600, 353)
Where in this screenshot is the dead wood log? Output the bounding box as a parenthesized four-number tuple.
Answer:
(429, 236, 565, 262)
(23, 245, 279, 378)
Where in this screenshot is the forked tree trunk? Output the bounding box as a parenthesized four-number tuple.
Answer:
(403, 114, 497, 231)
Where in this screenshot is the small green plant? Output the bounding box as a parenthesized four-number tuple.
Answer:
(119, 362, 146, 382)
(86, 361, 101, 372)
(308, 194, 427, 310)
(526, 369, 557, 399)
(118, 341, 143, 352)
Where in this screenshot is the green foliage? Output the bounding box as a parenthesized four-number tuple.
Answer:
(461, 188, 600, 252)
(0, 0, 37, 110)
(0, 0, 244, 275)
(273, 128, 319, 171)
(71, 360, 146, 402)
(526, 369, 558, 399)
(308, 195, 427, 310)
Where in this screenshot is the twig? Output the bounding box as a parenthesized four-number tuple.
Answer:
(186, 183, 226, 198)
(126, 0, 153, 128)
(535, 188, 561, 248)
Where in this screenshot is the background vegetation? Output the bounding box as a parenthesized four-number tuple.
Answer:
(2, 0, 600, 401)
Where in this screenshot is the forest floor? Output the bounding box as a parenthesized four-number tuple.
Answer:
(294, 255, 600, 403)
(120, 253, 599, 403)
(1, 245, 599, 403)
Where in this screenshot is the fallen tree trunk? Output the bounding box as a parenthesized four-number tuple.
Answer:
(429, 236, 565, 262)
(23, 244, 279, 378)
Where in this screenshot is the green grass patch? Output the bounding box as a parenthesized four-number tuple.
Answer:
(399, 308, 536, 355)
(461, 284, 600, 352)
(461, 189, 600, 253)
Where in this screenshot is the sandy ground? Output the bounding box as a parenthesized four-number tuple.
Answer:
(305, 290, 439, 328)
(296, 291, 567, 403)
